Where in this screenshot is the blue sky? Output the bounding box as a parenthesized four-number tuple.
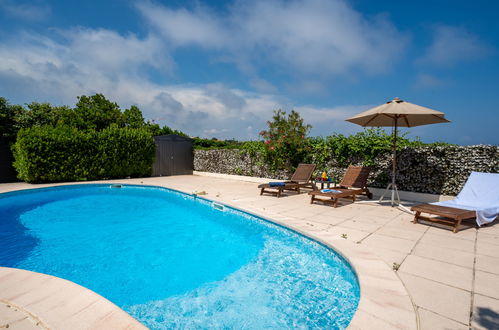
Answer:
(0, 0, 498, 144)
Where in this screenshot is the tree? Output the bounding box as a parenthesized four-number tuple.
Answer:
(0, 97, 23, 140)
(144, 122, 189, 137)
(14, 102, 72, 131)
(259, 109, 311, 171)
(123, 105, 145, 128)
(73, 94, 124, 130)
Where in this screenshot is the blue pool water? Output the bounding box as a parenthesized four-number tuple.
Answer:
(0, 184, 360, 329)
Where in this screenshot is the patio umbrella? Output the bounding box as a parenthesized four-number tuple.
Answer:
(345, 97, 450, 207)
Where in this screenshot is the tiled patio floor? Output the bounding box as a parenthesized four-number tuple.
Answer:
(1, 174, 498, 329)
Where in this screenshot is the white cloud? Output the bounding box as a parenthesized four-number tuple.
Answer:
(419, 25, 491, 66)
(136, 1, 228, 48)
(413, 73, 446, 89)
(136, 0, 407, 76)
(0, 28, 171, 103)
(0, 0, 51, 21)
(0, 2, 382, 140)
(0, 26, 363, 140)
(295, 104, 370, 136)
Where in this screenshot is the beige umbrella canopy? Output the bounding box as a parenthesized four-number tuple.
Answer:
(346, 97, 450, 207)
(346, 97, 450, 127)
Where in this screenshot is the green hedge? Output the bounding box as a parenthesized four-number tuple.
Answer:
(13, 126, 155, 183)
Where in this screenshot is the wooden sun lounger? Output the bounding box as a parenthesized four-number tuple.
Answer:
(336, 165, 373, 199)
(411, 204, 476, 233)
(309, 188, 363, 208)
(258, 164, 317, 197)
(309, 165, 372, 207)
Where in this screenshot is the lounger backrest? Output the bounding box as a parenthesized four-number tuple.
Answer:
(340, 166, 370, 189)
(290, 164, 316, 182)
(455, 172, 499, 207)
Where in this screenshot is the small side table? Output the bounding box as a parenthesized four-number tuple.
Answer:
(313, 179, 335, 190)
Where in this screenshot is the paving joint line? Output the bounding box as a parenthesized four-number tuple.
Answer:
(398, 224, 430, 269)
(417, 306, 470, 327)
(398, 270, 473, 293)
(356, 210, 415, 244)
(469, 228, 478, 327)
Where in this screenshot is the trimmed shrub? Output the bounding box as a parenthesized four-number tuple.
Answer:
(13, 126, 155, 183)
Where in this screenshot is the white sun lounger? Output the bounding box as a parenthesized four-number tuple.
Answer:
(431, 171, 499, 226)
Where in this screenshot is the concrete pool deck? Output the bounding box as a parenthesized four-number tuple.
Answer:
(1, 174, 498, 329)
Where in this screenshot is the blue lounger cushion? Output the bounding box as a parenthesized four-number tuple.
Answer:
(269, 182, 286, 187)
(321, 189, 343, 193)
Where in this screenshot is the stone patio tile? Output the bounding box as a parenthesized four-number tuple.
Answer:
(426, 225, 477, 241)
(393, 212, 417, 222)
(0, 302, 27, 326)
(475, 254, 499, 275)
(254, 206, 289, 217)
(359, 233, 416, 254)
(418, 308, 469, 330)
(303, 213, 349, 226)
(90, 309, 146, 329)
(476, 241, 499, 258)
(338, 218, 383, 232)
(474, 271, 499, 300)
(348, 310, 412, 330)
(31, 290, 100, 322)
(1, 276, 54, 303)
(387, 217, 430, 233)
(471, 294, 499, 330)
(243, 198, 283, 208)
(412, 242, 475, 269)
(372, 247, 408, 268)
(5, 317, 41, 330)
(477, 232, 499, 246)
(399, 255, 473, 291)
(418, 232, 475, 253)
(376, 226, 426, 241)
(283, 219, 331, 233)
(355, 287, 415, 329)
(359, 207, 402, 220)
(314, 206, 365, 218)
(478, 222, 499, 234)
(343, 213, 397, 224)
(398, 272, 470, 324)
(271, 204, 317, 215)
(65, 297, 122, 328)
(317, 209, 352, 219)
(315, 226, 371, 242)
(359, 303, 416, 330)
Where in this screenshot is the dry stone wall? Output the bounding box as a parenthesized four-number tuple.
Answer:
(193, 149, 290, 179)
(194, 145, 498, 196)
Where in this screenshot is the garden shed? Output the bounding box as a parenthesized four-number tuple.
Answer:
(152, 134, 193, 176)
(0, 139, 17, 183)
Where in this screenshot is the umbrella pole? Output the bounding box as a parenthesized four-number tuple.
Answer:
(378, 117, 403, 207)
(391, 119, 397, 206)
(376, 117, 412, 213)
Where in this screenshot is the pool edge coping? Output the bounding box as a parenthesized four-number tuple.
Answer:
(0, 267, 146, 329)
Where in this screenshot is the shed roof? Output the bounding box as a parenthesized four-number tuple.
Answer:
(154, 134, 193, 142)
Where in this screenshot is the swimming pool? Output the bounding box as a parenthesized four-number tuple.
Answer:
(0, 184, 360, 329)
